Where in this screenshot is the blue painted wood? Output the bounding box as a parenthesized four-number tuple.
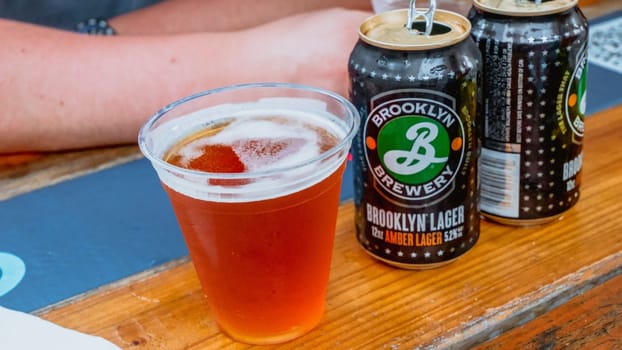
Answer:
(0, 159, 187, 312)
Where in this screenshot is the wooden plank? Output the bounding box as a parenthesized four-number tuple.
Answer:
(475, 273, 622, 349)
(0, 145, 140, 200)
(581, 0, 622, 19)
(39, 104, 622, 349)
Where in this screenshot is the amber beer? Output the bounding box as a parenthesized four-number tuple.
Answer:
(138, 83, 359, 345)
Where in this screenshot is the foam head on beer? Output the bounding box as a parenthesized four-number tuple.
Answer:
(145, 99, 349, 203)
(167, 113, 338, 173)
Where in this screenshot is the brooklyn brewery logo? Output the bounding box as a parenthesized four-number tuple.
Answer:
(365, 97, 465, 203)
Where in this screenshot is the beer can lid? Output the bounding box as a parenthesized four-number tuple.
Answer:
(472, 0, 578, 16)
(359, 9, 471, 51)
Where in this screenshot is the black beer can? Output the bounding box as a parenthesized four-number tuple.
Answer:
(468, 0, 588, 225)
(348, 9, 481, 269)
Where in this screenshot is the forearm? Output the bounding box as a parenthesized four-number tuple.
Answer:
(0, 7, 367, 152)
(109, 0, 372, 34)
(0, 20, 286, 152)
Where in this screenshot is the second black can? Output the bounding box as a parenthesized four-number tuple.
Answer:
(469, 0, 588, 225)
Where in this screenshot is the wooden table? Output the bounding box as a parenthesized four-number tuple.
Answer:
(3, 2, 622, 348)
(8, 103, 616, 349)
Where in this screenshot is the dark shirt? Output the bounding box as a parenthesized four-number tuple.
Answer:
(0, 0, 161, 30)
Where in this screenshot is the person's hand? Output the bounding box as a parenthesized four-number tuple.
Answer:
(243, 8, 372, 97)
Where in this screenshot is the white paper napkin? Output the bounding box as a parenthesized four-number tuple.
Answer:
(0, 306, 120, 350)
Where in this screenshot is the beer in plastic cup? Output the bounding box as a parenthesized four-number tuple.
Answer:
(138, 83, 359, 344)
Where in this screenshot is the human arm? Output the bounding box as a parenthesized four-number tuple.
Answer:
(0, 8, 369, 152)
(108, 0, 372, 34)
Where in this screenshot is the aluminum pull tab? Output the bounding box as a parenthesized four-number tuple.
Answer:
(407, 0, 437, 36)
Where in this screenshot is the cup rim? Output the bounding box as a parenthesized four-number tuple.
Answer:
(138, 82, 360, 179)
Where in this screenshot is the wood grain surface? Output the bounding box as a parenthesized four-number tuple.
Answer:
(476, 273, 622, 349)
(38, 104, 622, 349)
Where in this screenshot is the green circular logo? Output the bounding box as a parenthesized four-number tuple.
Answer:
(378, 116, 450, 184)
(364, 97, 465, 203)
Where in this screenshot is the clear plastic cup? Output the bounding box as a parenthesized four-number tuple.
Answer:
(138, 83, 359, 344)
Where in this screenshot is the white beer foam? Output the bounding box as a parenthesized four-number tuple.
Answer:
(149, 99, 348, 203)
(176, 116, 320, 172)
